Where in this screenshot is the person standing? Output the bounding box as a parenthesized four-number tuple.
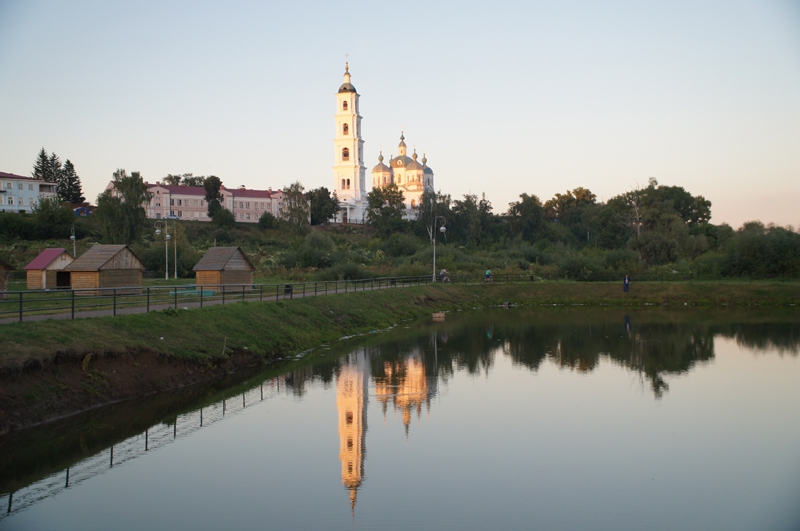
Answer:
(623, 274, 630, 293)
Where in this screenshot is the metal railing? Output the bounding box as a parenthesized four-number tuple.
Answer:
(0, 275, 439, 324)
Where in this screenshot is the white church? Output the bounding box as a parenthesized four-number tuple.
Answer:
(332, 63, 435, 223)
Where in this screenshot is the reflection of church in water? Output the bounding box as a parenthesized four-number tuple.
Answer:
(336, 347, 438, 510)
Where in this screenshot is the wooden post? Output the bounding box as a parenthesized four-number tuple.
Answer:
(113, 289, 117, 317)
(200, 289, 204, 308)
(18, 292, 22, 322)
(72, 290, 75, 320)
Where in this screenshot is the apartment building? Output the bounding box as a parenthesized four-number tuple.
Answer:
(0, 172, 57, 213)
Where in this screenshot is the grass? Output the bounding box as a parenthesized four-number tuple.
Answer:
(0, 280, 798, 370)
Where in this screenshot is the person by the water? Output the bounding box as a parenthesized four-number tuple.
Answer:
(623, 274, 630, 292)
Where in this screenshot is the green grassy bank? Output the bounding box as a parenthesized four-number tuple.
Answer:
(2, 281, 798, 368)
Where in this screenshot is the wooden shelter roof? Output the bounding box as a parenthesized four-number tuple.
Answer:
(65, 245, 145, 272)
(25, 248, 71, 270)
(193, 247, 255, 271)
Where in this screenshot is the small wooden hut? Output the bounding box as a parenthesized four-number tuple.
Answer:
(65, 245, 145, 295)
(24, 248, 74, 289)
(193, 247, 255, 292)
(0, 257, 13, 299)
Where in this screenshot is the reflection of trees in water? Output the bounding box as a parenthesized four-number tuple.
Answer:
(270, 311, 799, 401)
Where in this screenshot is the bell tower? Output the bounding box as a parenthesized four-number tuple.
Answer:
(333, 62, 366, 223)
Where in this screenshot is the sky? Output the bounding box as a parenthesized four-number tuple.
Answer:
(1, 0, 799, 228)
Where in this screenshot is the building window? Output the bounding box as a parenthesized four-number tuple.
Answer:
(177, 199, 182, 206)
(245, 202, 250, 209)
(342, 101, 348, 111)
(342, 147, 349, 161)
(178, 211, 182, 217)
(343, 123, 349, 135)
(200, 200, 205, 206)
(8, 197, 13, 205)
(170, 199, 174, 205)
(18, 183, 23, 190)
(346, 179, 351, 189)
(28, 184, 33, 190)
(246, 213, 250, 220)
(5, 183, 10, 189)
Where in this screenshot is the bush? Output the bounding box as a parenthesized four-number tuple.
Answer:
(258, 211, 277, 230)
(213, 208, 236, 229)
(317, 262, 367, 280)
(382, 233, 422, 257)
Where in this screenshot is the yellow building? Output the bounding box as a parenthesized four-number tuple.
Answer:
(374, 351, 435, 436)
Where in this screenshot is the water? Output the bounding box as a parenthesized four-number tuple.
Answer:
(1, 308, 799, 530)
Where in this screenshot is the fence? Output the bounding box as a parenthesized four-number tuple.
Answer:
(1, 272, 791, 324)
(0, 275, 440, 324)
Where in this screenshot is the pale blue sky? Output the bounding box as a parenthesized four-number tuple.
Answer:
(1, 0, 798, 227)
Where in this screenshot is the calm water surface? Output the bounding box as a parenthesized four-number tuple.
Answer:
(1, 308, 799, 530)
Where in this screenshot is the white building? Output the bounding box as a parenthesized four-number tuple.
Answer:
(331, 65, 435, 222)
(0, 172, 57, 213)
(333, 63, 368, 223)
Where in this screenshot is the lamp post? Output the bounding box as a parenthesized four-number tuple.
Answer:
(154, 221, 173, 281)
(70, 224, 76, 258)
(432, 216, 446, 283)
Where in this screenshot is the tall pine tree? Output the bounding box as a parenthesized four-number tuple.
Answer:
(47, 152, 62, 183)
(32, 148, 49, 180)
(59, 160, 85, 203)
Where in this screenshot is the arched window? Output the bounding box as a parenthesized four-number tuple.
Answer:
(411, 199, 416, 207)
(343, 101, 348, 111)
(343, 123, 349, 135)
(342, 147, 349, 161)
(341, 179, 346, 189)
(346, 179, 351, 189)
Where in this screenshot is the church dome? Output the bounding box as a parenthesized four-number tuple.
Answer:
(405, 151, 423, 171)
(339, 63, 357, 93)
(390, 155, 413, 169)
(422, 153, 433, 174)
(372, 152, 392, 174)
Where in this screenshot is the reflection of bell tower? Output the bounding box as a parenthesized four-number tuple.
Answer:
(336, 349, 368, 512)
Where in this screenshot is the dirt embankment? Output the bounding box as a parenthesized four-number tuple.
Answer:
(0, 348, 269, 435)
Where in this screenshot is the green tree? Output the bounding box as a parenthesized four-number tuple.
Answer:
(367, 182, 407, 236)
(162, 174, 182, 186)
(258, 211, 278, 229)
(58, 160, 85, 203)
(32, 148, 49, 180)
(414, 189, 452, 240)
(203, 176, 224, 218)
(213, 208, 236, 229)
(308, 187, 340, 225)
(181, 174, 205, 187)
(33, 196, 73, 228)
(282, 181, 310, 234)
(507, 193, 547, 242)
(47, 152, 62, 183)
(94, 169, 152, 244)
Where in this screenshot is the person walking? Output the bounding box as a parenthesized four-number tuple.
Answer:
(623, 274, 630, 293)
(440, 268, 450, 282)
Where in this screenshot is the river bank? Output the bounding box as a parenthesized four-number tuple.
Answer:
(1, 281, 798, 433)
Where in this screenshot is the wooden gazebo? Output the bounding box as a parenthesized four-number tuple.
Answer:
(193, 247, 255, 292)
(24, 248, 74, 289)
(65, 245, 145, 295)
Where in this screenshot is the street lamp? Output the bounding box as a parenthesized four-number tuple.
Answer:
(432, 216, 446, 283)
(154, 221, 177, 281)
(70, 224, 76, 258)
